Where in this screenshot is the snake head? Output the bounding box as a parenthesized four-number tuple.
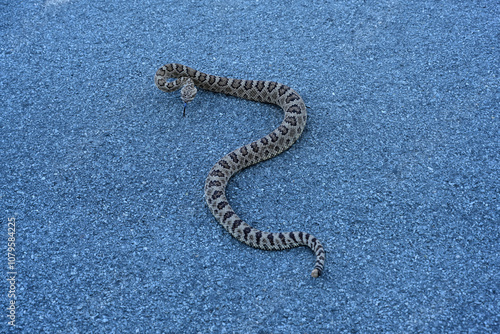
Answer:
(180, 79, 197, 103)
(180, 78, 197, 117)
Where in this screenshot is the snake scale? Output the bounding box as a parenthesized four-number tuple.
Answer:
(154, 63, 325, 277)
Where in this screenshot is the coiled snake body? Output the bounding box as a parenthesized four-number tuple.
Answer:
(155, 63, 325, 277)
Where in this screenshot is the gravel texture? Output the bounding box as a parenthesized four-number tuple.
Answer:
(1, 0, 499, 333)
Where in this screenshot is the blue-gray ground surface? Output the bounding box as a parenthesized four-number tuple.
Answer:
(1, 0, 499, 332)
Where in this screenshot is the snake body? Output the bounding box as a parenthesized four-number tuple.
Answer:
(155, 63, 325, 277)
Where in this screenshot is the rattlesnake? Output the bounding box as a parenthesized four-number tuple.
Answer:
(154, 63, 325, 277)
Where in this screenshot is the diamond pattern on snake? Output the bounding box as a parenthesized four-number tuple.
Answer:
(155, 63, 325, 277)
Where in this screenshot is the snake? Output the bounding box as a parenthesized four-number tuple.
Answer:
(154, 63, 325, 277)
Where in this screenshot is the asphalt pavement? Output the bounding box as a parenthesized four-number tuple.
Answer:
(1, 0, 498, 332)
